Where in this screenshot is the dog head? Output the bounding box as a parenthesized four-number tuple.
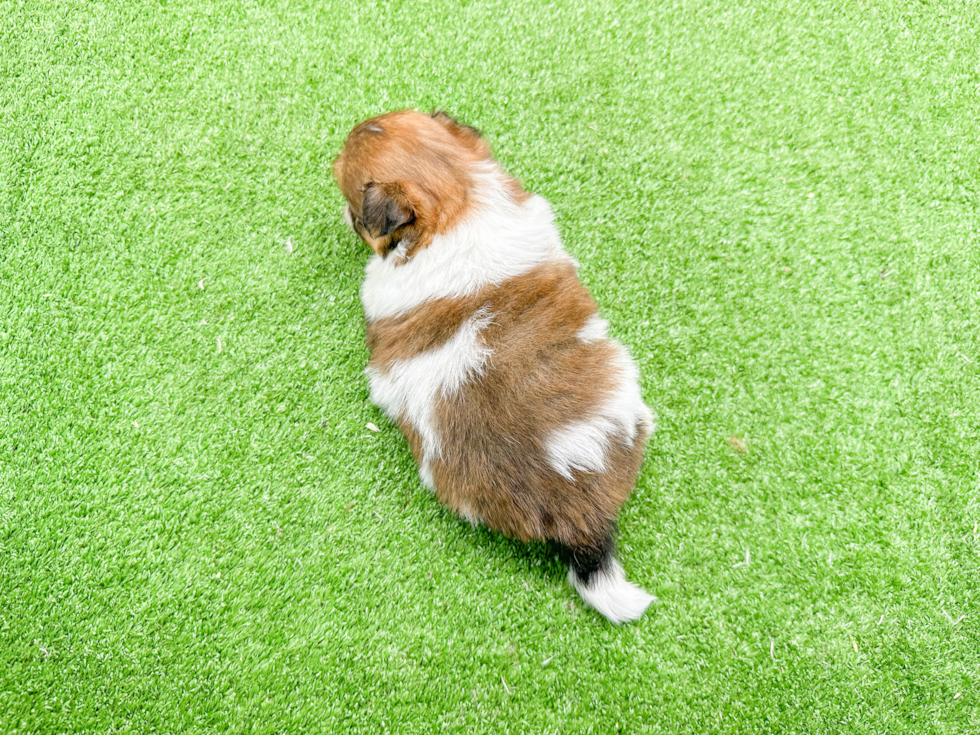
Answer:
(333, 110, 513, 262)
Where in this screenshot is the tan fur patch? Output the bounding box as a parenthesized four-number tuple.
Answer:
(365, 259, 590, 366)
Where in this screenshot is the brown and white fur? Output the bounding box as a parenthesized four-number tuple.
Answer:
(333, 110, 655, 623)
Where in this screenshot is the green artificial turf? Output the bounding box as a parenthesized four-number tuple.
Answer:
(2, 0, 979, 732)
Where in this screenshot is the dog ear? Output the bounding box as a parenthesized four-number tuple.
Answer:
(430, 110, 483, 140)
(430, 110, 490, 158)
(361, 182, 414, 238)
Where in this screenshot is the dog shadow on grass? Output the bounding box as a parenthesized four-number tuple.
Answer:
(426, 502, 575, 597)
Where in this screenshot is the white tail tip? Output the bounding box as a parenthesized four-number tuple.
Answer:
(568, 558, 655, 624)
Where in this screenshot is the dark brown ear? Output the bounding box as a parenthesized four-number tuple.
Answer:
(361, 182, 414, 238)
(430, 110, 483, 140)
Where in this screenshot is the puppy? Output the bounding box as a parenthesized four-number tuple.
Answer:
(333, 110, 655, 623)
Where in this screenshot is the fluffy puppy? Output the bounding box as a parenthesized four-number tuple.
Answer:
(333, 110, 655, 623)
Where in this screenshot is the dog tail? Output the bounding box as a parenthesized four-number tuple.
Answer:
(558, 535, 654, 624)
